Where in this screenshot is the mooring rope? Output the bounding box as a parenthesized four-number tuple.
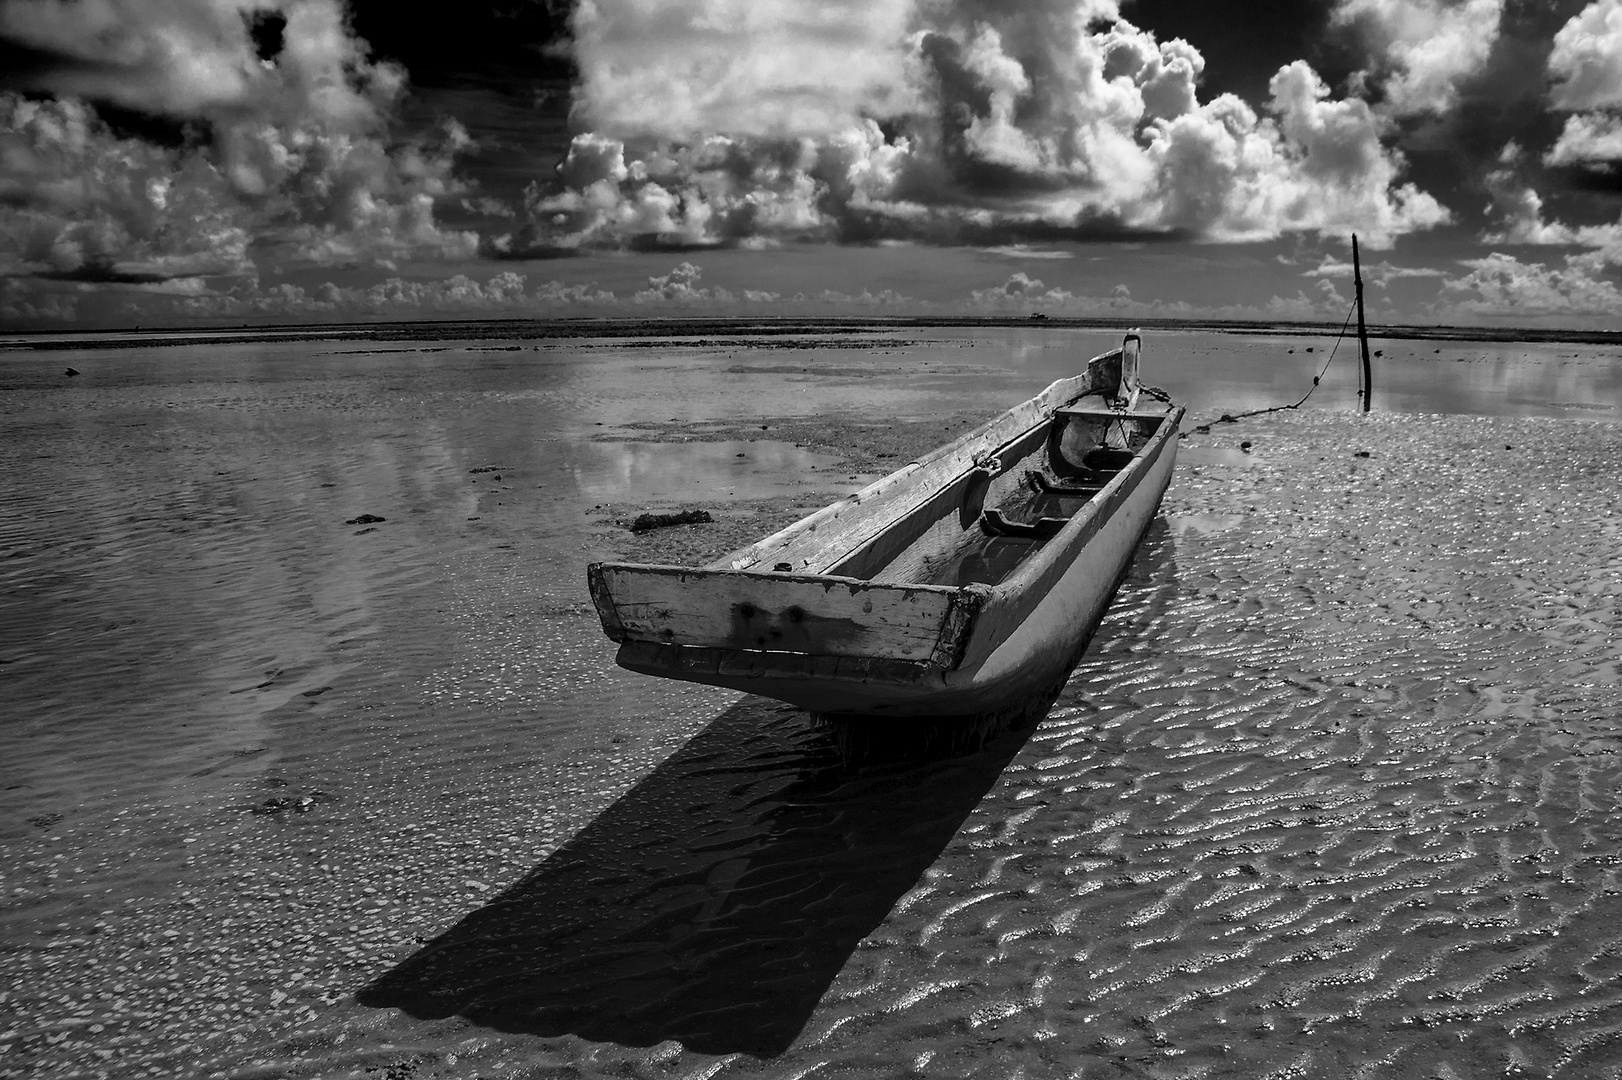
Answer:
(1183, 299, 1360, 436)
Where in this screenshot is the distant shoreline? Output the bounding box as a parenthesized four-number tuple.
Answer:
(3, 314, 1619, 351)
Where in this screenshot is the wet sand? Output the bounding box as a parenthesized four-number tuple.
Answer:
(3, 327, 1622, 1078)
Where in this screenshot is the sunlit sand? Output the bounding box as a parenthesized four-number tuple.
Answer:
(2, 323, 1620, 1077)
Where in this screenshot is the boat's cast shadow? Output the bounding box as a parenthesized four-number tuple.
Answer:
(356, 697, 1041, 1057)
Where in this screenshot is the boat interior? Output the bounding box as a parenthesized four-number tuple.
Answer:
(755, 407, 1170, 591)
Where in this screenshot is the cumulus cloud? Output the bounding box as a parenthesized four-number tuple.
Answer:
(0, 277, 78, 322)
(634, 261, 737, 303)
(511, 0, 1447, 254)
(1484, 145, 1622, 266)
(49, 259, 917, 325)
(967, 270, 1351, 321)
(969, 271, 1084, 308)
(1545, 111, 1622, 167)
(1438, 251, 1622, 317)
(0, 0, 476, 282)
(1304, 256, 1447, 286)
(0, 95, 251, 280)
(571, 0, 920, 140)
(979, 245, 1075, 259)
(1543, 1, 1622, 173)
(1548, 0, 1622, 112)
(149, 269, 613, 322)
(1485, 179, 1622, 264)
(0, 0, 401, 121)
(1483, 161, 1581, 244)
(1332, 0, 1504, 117)
(626, 261, 904, 305)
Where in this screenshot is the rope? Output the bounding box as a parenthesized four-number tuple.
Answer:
(1183, 300, 1359, 437)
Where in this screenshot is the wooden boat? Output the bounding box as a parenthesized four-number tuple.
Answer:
(588, 333, 1183, 721)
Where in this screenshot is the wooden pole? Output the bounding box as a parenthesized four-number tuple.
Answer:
(1352, 233, 1372, 413)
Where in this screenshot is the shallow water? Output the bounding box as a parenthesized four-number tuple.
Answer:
(3, 330, 1622, 1079)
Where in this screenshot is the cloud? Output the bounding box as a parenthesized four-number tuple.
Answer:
(1543, 1, 1622, 175)
(626, 261, 910, 306)
(1544, 111, 1622, 168)
(1483, 163, 1581, 244)
(149, 268, 614, 322)
(1548, 0, 1622, 112)
(0, 277, 78, 322)
(0, 0, 476, 281)
(978, 245, 1075, 259)
(1483, 148, 1622, 264)
(967, 270, 1351, 321)
(1438, 250, 1622, 317)
(1333, 0, 1505, 117)
(634, 261, 732, 302)
(0, 0, 402, 122)
(517, 1, 1447, 253)
(969, 271, 1082, 308)
(0, 257, 943, 326)
(571, 0, 920, 140)
(0, 94, 252, 280)
(1304, 256, 1447, 285)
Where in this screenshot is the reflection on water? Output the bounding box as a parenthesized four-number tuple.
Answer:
(946, 328, 1622, 419)
(7, 332, 1622, 1080)
(573, 440, 843, 501)
(358, 699, 1044, 1056)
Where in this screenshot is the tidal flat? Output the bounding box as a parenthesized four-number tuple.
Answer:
(3, 324, 1621, 1079)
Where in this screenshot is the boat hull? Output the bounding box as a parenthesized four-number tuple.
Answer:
(589, 337, 1181, 722)
(604, 421, 1178, 718)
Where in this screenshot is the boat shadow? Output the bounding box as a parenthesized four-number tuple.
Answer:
(355, 697, 1042, 1057)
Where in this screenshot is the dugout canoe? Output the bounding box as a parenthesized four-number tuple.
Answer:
(587, 333, 1184, 721)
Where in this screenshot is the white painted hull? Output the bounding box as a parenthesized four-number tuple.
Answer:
(629, 435, 1176, 718)
(589, 336, 1183, 722)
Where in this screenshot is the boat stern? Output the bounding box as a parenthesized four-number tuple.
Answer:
(586, 562, 989, 709)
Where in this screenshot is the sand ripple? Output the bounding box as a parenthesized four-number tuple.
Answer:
(302, 413, 1622, 1079)
(5, 341, 1622, 1080)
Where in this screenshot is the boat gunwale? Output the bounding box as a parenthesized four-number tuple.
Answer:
(984, 401, 1182, 599)
(602, 410, 1181, 705)
(589, 400, 1180, 601)
(707, 352, 1130, 575)
(588, 401, 1183, 676)
(950, 402, 1182, 671)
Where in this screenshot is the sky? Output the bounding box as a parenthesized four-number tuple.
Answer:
(1, 0, 1619, 331)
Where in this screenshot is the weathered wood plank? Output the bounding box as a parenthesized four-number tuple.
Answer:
(589, 565, 962, 660)
(822, 470, 970, 581)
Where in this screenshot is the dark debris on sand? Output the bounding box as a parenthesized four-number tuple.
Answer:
(628, 509, 713, 533)
(594, 497, 824, 566)
(592, 413, 988, 566)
